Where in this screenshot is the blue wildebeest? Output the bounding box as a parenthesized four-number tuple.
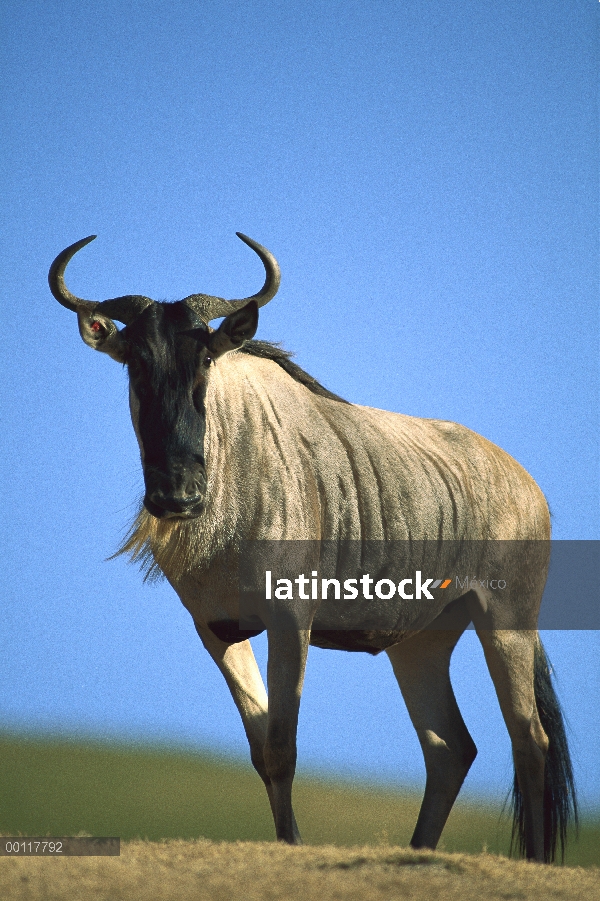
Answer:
(49, 234, 576, 862)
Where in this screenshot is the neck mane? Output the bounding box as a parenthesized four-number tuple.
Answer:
(240, 340, 348, 404)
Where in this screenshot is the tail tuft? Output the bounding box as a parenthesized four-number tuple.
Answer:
(510, 638, 578, 863)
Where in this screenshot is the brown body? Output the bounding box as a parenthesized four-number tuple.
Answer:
(49, 233, 576, 861)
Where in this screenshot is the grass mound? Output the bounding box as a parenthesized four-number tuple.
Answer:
(1, 840, 599, 901)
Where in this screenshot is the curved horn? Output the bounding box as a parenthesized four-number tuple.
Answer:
(183, 232, 280, 323)
(49, 236, 153, 325)
(49, 235, 98, 314)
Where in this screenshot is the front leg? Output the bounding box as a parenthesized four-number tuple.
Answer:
(193, 621, 301, 841)
(264, 627, 311, 844)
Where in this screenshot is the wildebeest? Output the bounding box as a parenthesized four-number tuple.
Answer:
(49, 233, 576, 862)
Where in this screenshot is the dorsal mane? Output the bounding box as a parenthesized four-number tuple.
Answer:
(241, 340, 349, 404)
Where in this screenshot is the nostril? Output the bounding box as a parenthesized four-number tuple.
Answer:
(184, 473, 206, 496)
(144, 461, 206, 500)
(148, 486, 202, 503)
(144, 465, 206, 513)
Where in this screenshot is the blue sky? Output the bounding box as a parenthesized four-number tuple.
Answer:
(1, 0, 598, 813)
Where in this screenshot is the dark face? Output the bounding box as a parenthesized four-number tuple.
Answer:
(118, 298, 259, 520)
(125, 302, 212, 520)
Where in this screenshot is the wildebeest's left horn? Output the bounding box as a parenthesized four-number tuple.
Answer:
(49, 236, 153, 325)
(49, 235, 99, 315)
(183, 233, 281, 323)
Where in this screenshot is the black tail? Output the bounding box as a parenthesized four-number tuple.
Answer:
(510, 637, 578, 863)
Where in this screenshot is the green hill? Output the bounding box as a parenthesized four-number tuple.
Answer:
(1, 733, 596, 866)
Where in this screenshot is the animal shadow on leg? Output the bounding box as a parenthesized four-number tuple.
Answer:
(387, 596, 477, 850)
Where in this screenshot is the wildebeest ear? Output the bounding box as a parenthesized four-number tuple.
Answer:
(77, 311, 128, 363)
(207, 300, 259, 358)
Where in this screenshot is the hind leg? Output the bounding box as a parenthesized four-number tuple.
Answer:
(387, 603, 476, 849)
(474, 626, 548, 861)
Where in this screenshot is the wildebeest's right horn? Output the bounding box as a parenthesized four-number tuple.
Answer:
(49, 236, 153, 325)
(183, 233, 281, 323)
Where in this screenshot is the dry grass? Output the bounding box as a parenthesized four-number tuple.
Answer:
(2, 839, 599, 901)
